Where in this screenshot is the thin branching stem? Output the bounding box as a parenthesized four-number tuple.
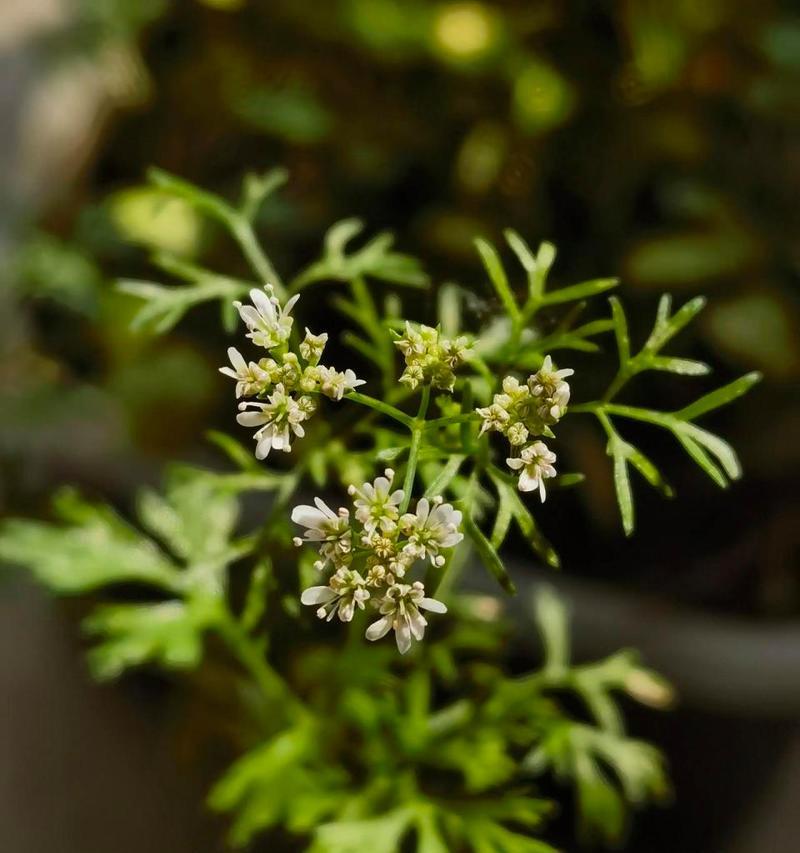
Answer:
(216, 609, 309, 720)
(230, 217, 286, 299)
(346, 391, 414, 428)
(423, 412, 479, 430)
(400, 386, 431, 513)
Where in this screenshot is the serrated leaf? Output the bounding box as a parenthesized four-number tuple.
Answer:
(137, 466, 240, 567)
(0, 491, 179, 594)
(83, 599, 214, 680)
(312, 808, 415, 853)
(528, 723, 668, 846)
(210, 728, 347, 847)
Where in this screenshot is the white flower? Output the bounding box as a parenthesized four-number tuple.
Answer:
(317, 366, 366, 401)
(394, 322, 468, 391)
(507, 422, 529, 447)
(399, 497, 463, 567)
(507, 440, 557, 501)
(236, 383, 309, 459)
(301, 568, 369, 623)
(233, 286, 299, 350)
(348, 469, 405, 533)
(291, 498, 352, 570)
(528, 355, 574, 424)
(299, 328, 328, 364)
(219, 347, 270, 398)
(476, 402, 510, 436)
(365, 582, 447, 654)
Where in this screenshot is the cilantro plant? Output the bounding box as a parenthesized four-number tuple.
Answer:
(0, 169, 758, 851)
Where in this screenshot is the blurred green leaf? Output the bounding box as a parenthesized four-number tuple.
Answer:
(675, 371, 762, 421)
(462, 509, 516, 594)
(0, 489, 179, 594)
(291, 219, 429, 291)
(211, 727, 348, 847)
(118, 272, 249, 335)
(83, 599, 215, 680)
(136, 465, 243, 570)
(312, 808, 415, 853)
(475, 236, 520, 320)
(233, 87, 333, 144)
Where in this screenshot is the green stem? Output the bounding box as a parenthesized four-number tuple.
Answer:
(567, 401, 601, 415)
(216, 609, 308, 719)
(400, 386, 431, 512)
(346, 391, 414, 428)
(351, 275, 395, 392)
(603, 365, 633, 402)
(602, 402, 675, 428)
(230, 217, 286, 300)
(569, 400, 675, 429)
(423, 412, 479, 430)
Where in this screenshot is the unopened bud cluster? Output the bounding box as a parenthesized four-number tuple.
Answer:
(394, 322, 469, 391)
(477, 355, 573, 501)
(292, 470, 462, 653)
(220, 286, 364, 458)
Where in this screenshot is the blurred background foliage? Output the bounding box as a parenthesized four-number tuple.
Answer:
(4, 0, 798, 617)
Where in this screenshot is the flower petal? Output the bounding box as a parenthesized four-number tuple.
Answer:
(228, 347, 247, 371)
(301, 586, 337, 605)
(237, 411, 268, 427)
(365, 616, 392, 641)
(395, 618, 412, 654)
(291, 505, 328, 528)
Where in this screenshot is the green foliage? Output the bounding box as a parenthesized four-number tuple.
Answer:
(0, 489, 180, 595)
(2, 168, 757, 851)
(0, 465, 278, 680)
(83, 599, 215, 680)
(291, 218, 429, 292)
(580, 296, 762, 535)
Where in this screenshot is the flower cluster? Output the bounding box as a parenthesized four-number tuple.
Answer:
(394, 322, 469, 391)
(477, 355, 573, 500)
(293, 470, 462, 653)
(221, 285, 365, 458)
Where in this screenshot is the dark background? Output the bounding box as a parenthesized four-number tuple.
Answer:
(1, 1, 799, 851)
